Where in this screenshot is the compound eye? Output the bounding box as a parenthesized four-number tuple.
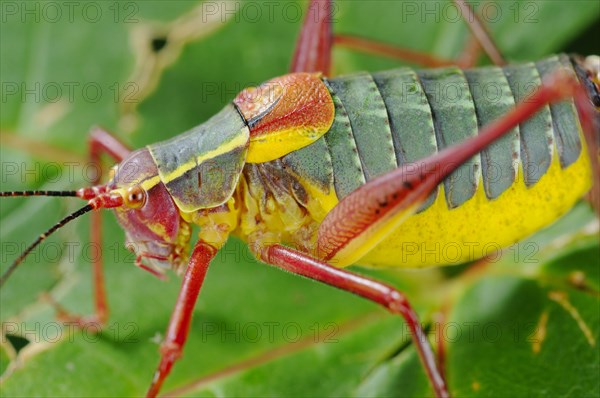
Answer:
(125, 185, 146, 209)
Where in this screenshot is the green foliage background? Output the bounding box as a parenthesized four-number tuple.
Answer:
(1, 1, 599, 396)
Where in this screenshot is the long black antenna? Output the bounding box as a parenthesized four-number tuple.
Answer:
(1, 190, 78, 197)
(0, 204, 94, 287)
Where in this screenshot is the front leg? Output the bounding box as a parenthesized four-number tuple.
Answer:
(146, 240, 217, 398)
(48, 127, 131, 327)
(86, 127, 131, 324)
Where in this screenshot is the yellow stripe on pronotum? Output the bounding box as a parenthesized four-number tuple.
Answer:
(155, 130, 249, 185)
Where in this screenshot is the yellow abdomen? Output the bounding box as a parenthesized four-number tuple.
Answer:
(361, 148, 592, 268)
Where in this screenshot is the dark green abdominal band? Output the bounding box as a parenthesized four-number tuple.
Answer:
(372, 68, 439, 210)
(464, 66, 519, 199)
(536, 55, 583, 169)
(417, 66, 480, 208)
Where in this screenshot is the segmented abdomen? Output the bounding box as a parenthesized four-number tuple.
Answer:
(282, 54, 584, 211)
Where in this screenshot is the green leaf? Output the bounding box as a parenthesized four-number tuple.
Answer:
(1, 1, 598, 397)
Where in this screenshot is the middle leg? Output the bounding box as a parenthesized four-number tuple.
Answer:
(254, 243, 449, 398)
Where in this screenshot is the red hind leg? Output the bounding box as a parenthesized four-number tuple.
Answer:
(317, 71, 595, 265)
